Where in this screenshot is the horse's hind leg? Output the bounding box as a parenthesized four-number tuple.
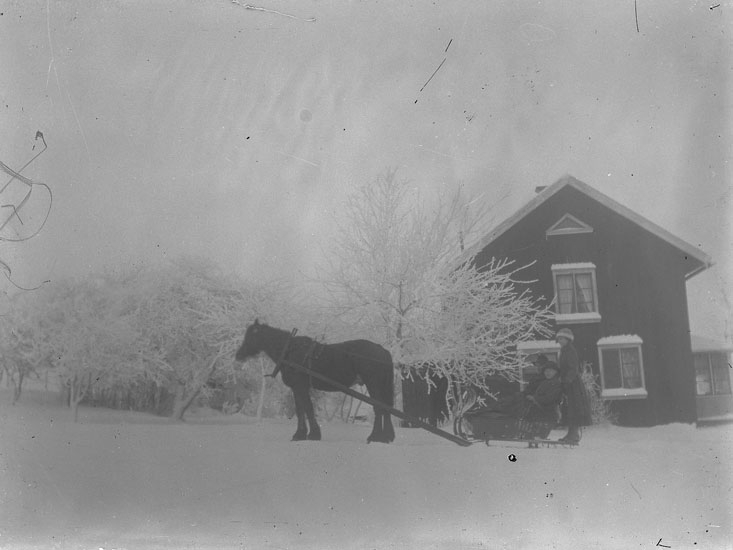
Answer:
(365, 378, 394, 443)
(377, 374, 395, 443)
(366, 410, 383, 444)
(291, 389, 308, 441)
(382, 411, 395, 443)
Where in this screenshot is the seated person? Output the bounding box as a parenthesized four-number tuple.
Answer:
(489, 360, 562, 422)
(524, 360, 562, 422)
(525, 354, 551, 394)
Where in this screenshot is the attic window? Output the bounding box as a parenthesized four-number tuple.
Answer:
(546, 214, 593, 237)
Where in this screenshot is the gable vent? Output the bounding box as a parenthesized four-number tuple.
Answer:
(546, 213, 594, 237)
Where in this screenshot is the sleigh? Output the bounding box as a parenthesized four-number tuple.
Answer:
(454, 397, 577, 448)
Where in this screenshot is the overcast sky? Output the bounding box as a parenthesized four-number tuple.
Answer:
(1, 0, 730, 341)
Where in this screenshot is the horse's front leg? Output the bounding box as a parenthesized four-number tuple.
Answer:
(291, 388, 308, 441)
(303, 392, 321, 441)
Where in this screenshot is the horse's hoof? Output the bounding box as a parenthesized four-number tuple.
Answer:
(307, 433, 321, 441)
(291, 434, 307, 441)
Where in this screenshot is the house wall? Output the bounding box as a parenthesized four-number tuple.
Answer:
(474, 185, 698, 426)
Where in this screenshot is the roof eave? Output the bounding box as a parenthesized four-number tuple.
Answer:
(685, 260, 714, 281)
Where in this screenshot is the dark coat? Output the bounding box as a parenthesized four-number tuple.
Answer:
(524, 376, 563, 422)
(532, 376, 562, 407)
(558, 342, 593, 426)
(494, 375, 562, 421)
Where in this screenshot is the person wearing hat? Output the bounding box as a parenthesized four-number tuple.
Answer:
(525, 354, 551, 395)
(524, 359, 562, 422)
(493, 358, 562, 420)
(555, 328, 593, 443)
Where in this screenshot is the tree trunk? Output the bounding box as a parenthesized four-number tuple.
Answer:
(70, 379, 82, 423)
(170, 349, 226, 421)
(351, 399, 363, 423)
(256, 357, 267, 422)
(394, 319, 404, 411)
(11, 370, 24, 404)
(69, 373, 90, 423)
(171, 381, 191, 421)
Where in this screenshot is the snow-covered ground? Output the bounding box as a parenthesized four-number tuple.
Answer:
(1, 389, 731, 550)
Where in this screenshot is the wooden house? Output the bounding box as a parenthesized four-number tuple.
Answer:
(457, 175, 713, 426)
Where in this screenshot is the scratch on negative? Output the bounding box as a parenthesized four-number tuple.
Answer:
(64, 86, 93, 172)
(420, 58, 446, 92)
(407, 143, 470, 162)
(232, 1, 316, 22)
(276, 151, 320, 167)
(45, 0, 62, 95)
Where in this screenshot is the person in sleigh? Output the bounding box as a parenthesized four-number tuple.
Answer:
(496, 356, 563, 422)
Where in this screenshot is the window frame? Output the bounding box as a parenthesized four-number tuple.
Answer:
(694, 352, 732, 397)
(551, 263, 601, 324)
(597, 335, 648, 400)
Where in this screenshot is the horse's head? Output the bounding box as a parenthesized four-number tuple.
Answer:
(235, 319, 266, 362)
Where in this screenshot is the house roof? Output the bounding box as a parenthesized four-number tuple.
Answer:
(691, 334, 733, 353)
(459, 175, 713, 280)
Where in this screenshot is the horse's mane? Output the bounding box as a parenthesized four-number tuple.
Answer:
(256, 321, 321, 345)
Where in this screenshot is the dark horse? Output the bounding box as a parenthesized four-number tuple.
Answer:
(235, 320, 395, 443)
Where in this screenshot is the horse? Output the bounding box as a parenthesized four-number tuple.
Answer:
(235, 320, 395, 443)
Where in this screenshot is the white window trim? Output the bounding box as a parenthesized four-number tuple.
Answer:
(600, 387, 648, 400)
(546, 213, 594, 237)
(555, 312, 602, 325)
(516, 340, 561, 353)
(551, 263, 601, 323)
(597, 336, 647, 400)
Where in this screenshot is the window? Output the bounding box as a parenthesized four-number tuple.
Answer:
(597, 335, 647, 399)
(546, 213, 593, 237)
(551, 263, 601, 324)
(695, 352, 732, 396)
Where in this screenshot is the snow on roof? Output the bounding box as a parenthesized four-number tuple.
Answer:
(690, 335, 733, 353)
(551, 262, 596, 270)
(597, 334, 643, 346)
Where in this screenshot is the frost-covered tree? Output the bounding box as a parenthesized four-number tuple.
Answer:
(43, 276, 146, 422)
(0, 294, 51, 403)
(321, 168, 553, 408)
(129, 258, 245, 421)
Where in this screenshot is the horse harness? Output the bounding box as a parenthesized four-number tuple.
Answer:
(266, 328, 324, 385)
